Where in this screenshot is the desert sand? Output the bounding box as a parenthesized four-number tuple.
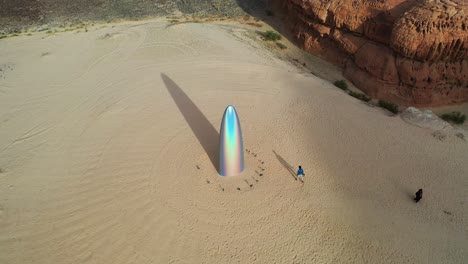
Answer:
(0, 19, 467, 264)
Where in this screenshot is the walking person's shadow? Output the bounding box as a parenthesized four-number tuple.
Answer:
(273, 150, 298, 181)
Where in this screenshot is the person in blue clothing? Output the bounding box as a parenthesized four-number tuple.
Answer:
(297, 166, 305, 182)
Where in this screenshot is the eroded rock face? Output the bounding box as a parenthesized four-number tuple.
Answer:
(391, 1, 467, 62)
(279, 0, 468, 106)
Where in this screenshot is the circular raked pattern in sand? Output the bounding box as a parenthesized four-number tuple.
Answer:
(1, 20, 467, 264)
(0, 21, 311, 264)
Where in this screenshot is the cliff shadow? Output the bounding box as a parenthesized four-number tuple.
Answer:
(235, 0, 350, 81)
(161, 73, 219, 172)
(235, 0, 301, 47)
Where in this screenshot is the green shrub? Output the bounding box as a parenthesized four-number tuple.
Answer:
(263, 30, 281, 41)
(333, 80, 348, 91)
(441, 111, 466, 124)
(276, 42, 287, 49)
(348, 91, 371, 102)
(378, 100, 399, 114)
(247, 22, 262, 27)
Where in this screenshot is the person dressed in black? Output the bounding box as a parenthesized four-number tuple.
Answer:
(414, 189, 423, 203)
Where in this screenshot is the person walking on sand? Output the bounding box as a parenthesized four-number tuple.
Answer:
(414, 189, 423, 203)
(297, 166, 305, 182)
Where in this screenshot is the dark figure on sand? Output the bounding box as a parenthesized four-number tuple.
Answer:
(414, 189, 423, 203)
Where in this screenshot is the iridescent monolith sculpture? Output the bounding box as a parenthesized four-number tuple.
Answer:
(219, 105, 244, 176)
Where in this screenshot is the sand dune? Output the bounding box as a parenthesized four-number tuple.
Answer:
(0, 19, 467, 264)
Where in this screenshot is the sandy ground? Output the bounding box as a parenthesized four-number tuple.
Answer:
(0, 19, 467, 264)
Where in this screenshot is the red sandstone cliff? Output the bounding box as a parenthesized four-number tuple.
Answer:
(278, 0, 468, 106)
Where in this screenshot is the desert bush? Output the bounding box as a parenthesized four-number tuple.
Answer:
(333, 80, 348, 91)
(263, 30, 281, 41)
(456, 133, 465, 141)
(348, 91, 371, 102)
(440, 111, 466, 124)
(378, 100, 399, 114)
(246, 22, 262, 27)
(276, 42, 287, 49)
(74, 23, 85, 29)
(432, 131, 446, 141)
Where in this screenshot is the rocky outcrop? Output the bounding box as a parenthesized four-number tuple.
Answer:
(401, 107, 453, 130)
(278, 0, 468, 106)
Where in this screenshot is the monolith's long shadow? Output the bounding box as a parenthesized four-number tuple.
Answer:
(161, 73, 219, 171)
